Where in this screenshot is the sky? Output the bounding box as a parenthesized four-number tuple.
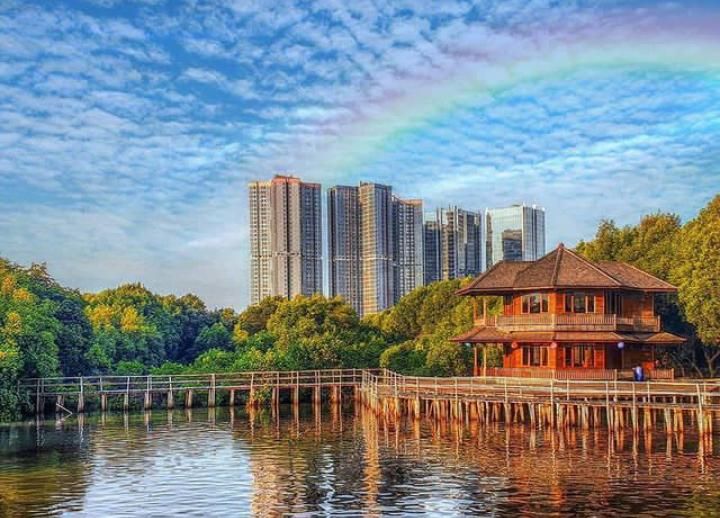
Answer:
(1, 0, 719, 310)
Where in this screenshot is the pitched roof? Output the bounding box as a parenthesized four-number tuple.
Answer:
(457, 244, 677, 295)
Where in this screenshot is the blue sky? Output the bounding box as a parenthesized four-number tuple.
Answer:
(1, 0, 719, 309)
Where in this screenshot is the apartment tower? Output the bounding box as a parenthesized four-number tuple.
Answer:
(248, 175, 322, 304)
(423, 207, 483, 283)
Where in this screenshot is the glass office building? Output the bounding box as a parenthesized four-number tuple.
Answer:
(485, 204, 545, 268)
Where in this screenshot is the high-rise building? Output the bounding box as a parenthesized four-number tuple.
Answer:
(359, 183, 394, 316)
(392, 197, 424, 302)
(328, 183, 424, 316)
(423, 220, 441, 285)
(328, 186, 362, 314)
(485, 204, 545, 268)
(423, 207, 483, 283)
(248, 175, 322, 304)
(249, 180, 272, 304)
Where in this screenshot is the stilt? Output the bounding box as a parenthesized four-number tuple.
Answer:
(123, 393, 130, 412)
(144, 391, 152, 410)
(185, 389, 193, 409)
(100, 393, 108, 412)
(208, 374, 216, 408)
(167, 390, 174, 410)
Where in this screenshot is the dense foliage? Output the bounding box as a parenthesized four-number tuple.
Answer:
(576, 195, 720, 375)
(1, 195, 717, 419)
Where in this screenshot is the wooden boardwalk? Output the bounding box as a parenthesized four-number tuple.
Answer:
(20, 369, 720, 435)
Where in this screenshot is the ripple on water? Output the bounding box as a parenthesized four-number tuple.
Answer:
(0, 408, 719, 516)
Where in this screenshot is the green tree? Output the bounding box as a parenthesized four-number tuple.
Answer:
(236, 296, 284, 335)
(673, 196, 720, 375)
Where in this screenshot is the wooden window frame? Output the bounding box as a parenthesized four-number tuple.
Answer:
(521, 293, 549, 314)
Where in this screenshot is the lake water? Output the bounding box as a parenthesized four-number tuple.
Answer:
(1, 405, 719, 516)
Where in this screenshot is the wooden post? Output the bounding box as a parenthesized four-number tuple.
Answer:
(77, 377, 85, 413)
(229, 389, 236, 407)
(167, 376, 174, 410)
(144, 376, 152, 410)
(185, 389, 193, 409)
(35, 379, 43, 415)
(483, 346, 488, 378)
(101, 393, 108, 412)
(473, 345, 478, 377)
(208, 373, 216, 408)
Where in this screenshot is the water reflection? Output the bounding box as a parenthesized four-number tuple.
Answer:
(0, 406, 718, 516)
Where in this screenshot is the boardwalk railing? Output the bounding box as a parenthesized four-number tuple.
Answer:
(20, 369, 368, 397)
(20, 368, 720, 435)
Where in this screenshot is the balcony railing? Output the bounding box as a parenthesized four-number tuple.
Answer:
(474, 313, 661, 333)
(483, 367, 674, 381)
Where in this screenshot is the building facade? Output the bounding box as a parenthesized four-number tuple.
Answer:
(327, 183, 424, 316)
(485, 204, 545, 269)
(248, 175, 322, 304)
(423, 207, 483, 283)
(452, 244, 684, 379)
(358, 183, 395, 316)
(328, 186, 362, 314)
(392, 197, 424, 302)
(249, 180, 272, 304)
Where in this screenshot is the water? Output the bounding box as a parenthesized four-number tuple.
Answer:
(1, 406, 719, 517)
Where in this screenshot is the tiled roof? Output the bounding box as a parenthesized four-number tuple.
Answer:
(450, 328, 685, 344)
(457, 244, 677, 295)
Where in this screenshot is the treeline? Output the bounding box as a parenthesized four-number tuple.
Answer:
(1, 195, 718, 420)
(0, 260, 479, 420)
(576, 194, 720, 376)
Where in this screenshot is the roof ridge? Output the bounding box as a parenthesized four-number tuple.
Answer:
(550, 246, 563, 286)
(605, 260, 677, 289)
(564, 247, 623, 286)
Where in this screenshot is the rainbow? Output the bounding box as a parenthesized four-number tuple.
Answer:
(298, 9, 720, 180)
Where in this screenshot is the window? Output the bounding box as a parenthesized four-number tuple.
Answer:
(606, 291, 622, 315)
(521, 293, 549, 314)
(564, 292, 596, 313)
(523, 346, 549, 367)
(564, 345, 595, 368)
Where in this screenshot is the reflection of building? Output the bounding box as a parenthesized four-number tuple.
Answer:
(501, 229, 522, 262)
(249, 175, 322, 303)
(453, 244, 684, 379)
(328, 182, 423, 316)
(485, 204, 545, 269)
(423, 207, 482, 283)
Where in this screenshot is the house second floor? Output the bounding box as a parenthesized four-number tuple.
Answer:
(457, 244, 677, 334)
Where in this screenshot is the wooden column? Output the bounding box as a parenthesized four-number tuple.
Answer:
(77, 377, 85, 413)
(473, 345, 478, 377)
(208, 374, 216, 408)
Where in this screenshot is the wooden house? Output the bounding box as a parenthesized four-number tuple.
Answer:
(451, 244, 684, 380)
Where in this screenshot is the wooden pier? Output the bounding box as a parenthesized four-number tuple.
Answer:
(361, 371, 720, 436)
(21, 369, 366, 415)
(20, 369, 720, 435)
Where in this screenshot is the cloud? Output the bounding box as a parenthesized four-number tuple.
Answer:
(0, 0, 719, 308)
